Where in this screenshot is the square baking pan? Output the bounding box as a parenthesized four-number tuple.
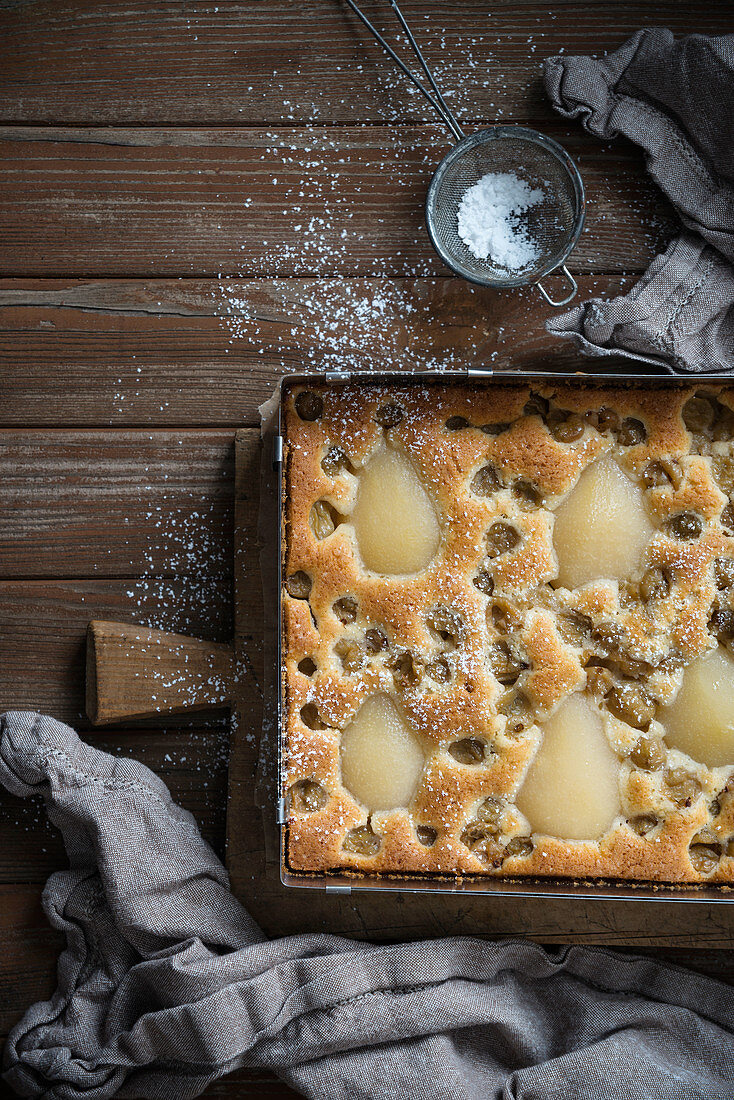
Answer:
(273, 369, 734, 902)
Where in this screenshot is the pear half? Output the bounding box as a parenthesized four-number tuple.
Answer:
(352, 447, 440, 574)
(661, 646, 734, 768)
(340, 693, 425, 811)
(517, 692, 621, 840)
(553, 455, 654, 589)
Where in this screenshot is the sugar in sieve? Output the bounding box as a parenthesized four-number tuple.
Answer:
(343, 0, 585, 306)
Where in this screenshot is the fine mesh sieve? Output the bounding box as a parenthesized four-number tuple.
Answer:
(343, 0, 585, 306)
(426, 128, 584, 303)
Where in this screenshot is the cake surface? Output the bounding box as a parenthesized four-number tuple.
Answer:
(281, 379, 734, 885)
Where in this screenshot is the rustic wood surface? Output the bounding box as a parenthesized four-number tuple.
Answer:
(2, 3, 734, 1098)
(86, 620, 235, 723)
(0, 125, 676, 276)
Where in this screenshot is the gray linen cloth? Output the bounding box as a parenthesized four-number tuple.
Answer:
(2, 711, 734, 1099)
(544, 29, 734, 373)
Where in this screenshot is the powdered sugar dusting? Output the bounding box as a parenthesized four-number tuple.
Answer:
(457, 171, 544, 269)
(217, 277, 487, 374)
(126, 502, 231, 638)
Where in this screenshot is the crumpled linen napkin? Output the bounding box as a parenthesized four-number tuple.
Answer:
(544, 29, 734, 373)
(2, 711, 734, 1100)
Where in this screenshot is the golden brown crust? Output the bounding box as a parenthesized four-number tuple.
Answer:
(281, 379, 734, 885)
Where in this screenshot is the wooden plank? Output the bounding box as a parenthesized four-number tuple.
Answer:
(233, 856, 734, 947)
(0, 275, 632, 428)
(0, 724, 231, 884)
(0, 1, 729, 126)
(86, 621, 234, 724)
(0, 428, 239, 579)
(0, 580, 236, 722)
(1, 0, 731, 1063)
(0, 885, 63, 1039)
(0, 126, 674, 277)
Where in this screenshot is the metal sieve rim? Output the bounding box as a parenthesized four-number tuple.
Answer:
(425, 125, 586, 290)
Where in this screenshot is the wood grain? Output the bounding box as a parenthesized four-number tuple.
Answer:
(11, 404, 734, 951)
(0, 126, 675, 277)
(0, 581, 235, 722)
(87, 620, 234, 723)
(0, 429, 238, 578)
(0, 1, 730, 126)
(0, 275, 632, 428)
(0, 885, 64, 1039)
(203, 1076, 301, 1099)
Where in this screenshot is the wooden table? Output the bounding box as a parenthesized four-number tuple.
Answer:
(2, 3, 733, 1096)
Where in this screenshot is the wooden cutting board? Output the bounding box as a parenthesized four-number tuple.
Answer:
(86, 430, 734, 947)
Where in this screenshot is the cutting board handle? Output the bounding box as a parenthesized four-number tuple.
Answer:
(86, 620, 235, 725)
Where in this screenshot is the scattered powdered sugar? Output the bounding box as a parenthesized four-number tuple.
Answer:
(127, 500, 231, 639)
(457, 171, 545, 270)
(216, 276, 503, 375)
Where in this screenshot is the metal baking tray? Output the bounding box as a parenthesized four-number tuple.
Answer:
(273, 369, 734, 902)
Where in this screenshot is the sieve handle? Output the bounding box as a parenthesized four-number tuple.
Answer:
(342, 0, 465, 143)
(536, 266, 578, 308)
